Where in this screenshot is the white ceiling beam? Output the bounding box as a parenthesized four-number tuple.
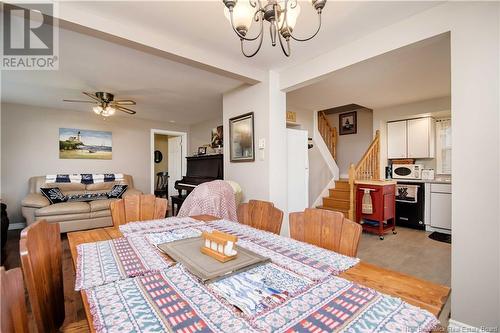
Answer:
(55, 2, 264, 85)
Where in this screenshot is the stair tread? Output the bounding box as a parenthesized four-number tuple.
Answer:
(317, 206, 349, 213)
(324, 197, 349, 202)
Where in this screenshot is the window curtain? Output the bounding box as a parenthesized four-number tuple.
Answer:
(436, 119, 451, 174)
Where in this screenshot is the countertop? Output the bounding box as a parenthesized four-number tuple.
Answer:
(355, 180, 397, 186)
(387, 178, 452, 184)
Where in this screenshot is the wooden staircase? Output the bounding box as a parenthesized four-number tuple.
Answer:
(317, 179, 350, 217)
(317, 109, 381, 220)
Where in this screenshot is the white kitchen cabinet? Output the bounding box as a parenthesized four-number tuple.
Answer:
(407, 118, 435, 158)
(430, 184, 452, 230)
(387, 117, 435, 159)
(387, 121, 407, 159)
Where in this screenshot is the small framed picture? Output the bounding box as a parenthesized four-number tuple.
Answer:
(197, 146, 207, 155)
(229, 112, 255, 162)
(339, 111, 357, 135)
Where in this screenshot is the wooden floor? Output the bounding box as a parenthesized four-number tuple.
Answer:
(2, 229, 87, 328)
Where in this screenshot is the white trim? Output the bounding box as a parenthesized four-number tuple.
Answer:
(8, 222, 26, 230)
(448, 319, 484, 332)
(150, 129, 188, 195)
(425, 225, 451, 235)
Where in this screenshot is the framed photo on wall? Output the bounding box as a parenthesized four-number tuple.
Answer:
(339, 111, 357, 135)
(229, 112, 255, 162)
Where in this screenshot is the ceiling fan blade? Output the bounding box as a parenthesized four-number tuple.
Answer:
(63, 99, 97, 103)
(82, 92, 102, 102)
(116, 106, 137, 115)
(112, 100, 136, 106)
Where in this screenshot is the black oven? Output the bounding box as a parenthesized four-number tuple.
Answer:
(395, 182, 425, 230)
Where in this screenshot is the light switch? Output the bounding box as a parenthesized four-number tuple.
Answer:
(258, 138, 265, 150)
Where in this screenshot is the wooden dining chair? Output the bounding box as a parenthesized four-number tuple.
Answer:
(1, 267, 29, 333)
(289, 208, 362, 257)
(237, 200, 284, 234)
(19, 220, 89, 333)
(110, 194, 168, 227)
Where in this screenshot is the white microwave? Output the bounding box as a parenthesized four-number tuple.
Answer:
(392, 164, 423, 179)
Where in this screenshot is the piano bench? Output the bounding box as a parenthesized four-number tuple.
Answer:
(171, 195, 187, 216)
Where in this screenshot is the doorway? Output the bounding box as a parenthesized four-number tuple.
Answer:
(150, 129, 188, 207)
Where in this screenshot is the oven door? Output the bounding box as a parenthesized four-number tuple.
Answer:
(395, 183, 425, 230)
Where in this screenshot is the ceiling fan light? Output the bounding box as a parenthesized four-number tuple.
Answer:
(105, 106, 116, 116)
(93, 105, 103, 114)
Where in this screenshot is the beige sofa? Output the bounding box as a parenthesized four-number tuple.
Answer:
(21, 175, 141, 232)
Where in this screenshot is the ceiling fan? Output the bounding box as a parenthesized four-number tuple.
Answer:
(63, 92, 137, 117)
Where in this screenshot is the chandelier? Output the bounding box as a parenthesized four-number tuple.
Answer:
(223, 0, 326, 57)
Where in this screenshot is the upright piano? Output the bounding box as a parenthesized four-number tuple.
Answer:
(174, 154, 223, 196)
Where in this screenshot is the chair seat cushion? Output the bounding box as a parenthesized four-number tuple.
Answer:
(89, 199, 117, 212)
(35, 202, 90, 216)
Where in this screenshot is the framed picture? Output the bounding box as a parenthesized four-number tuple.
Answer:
(211, 125, 223, 148)
(229, 112, 254, 162)
(59, 128, 112, 159)
(198, 146, 207, 155)
(339, 111, 357, 135)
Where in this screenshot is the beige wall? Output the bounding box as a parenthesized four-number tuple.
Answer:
(154, 134, 168, 175)
(327, 109, 373, 177)
(1, 103, 188, 223)
(189, 115, 222, 155)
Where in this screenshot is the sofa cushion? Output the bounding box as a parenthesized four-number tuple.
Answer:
(108, 185, 128, 198)
(35, 202, 90, 216)
(40, 187, 67, 204)
(43, 182, 86, 192)
(22, 193, 50, 208)
(86, 181, 118, 191)
(89, 199, 117, 212)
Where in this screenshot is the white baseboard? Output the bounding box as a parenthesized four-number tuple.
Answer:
(448, 319, 488, 332)
(312, 177, 337, 208)
(425, 225, 451, 235)
(8, 222, 26, 230)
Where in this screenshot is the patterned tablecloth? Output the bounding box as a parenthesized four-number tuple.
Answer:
(77, 217, 439, 333)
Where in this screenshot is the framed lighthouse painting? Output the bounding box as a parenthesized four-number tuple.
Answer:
(59, 128, 112, 159)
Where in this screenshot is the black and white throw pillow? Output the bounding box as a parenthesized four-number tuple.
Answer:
(107, 184, 128, 199)
(66, 192, 109, 202)
(40, 187, 68, 204)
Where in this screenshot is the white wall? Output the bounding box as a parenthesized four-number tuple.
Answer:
(1, 103, 188, 223)
(223, 83, 271, 202)
(373, 96, 451, 178)
(189, 115, 223, 155)
(280, 2, 500, 328)
(326, 109, 373, 177)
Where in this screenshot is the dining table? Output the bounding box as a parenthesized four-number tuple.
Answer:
(68, 214, 450, 333)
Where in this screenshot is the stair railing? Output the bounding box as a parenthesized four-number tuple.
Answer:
(347, 130, 380, 220)
(318, 111, 338, 160)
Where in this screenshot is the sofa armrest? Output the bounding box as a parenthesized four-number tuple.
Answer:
(22, 193, 50, 208)
(122, 188, 143, 197)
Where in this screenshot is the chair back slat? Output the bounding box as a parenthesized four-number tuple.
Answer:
(20, 220, 65, 333)
(237, 200, 283, 234)
(111, 194, 168, 227)
(1, 267, 29, 333)
(290, 208, 362, 257)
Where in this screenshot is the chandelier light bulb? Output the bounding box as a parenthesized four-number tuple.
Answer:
(224, 1, 254, 34)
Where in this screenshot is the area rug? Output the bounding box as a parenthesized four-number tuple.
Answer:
(429, 231, 451, 244)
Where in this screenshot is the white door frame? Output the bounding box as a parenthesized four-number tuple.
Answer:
(150, 129, 188, 194)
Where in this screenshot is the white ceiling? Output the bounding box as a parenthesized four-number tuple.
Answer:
(1, 27, 242, 125)
(2, 1, 445, 123)
(287, 33, 451, 111)
(61, 1, 442, 71)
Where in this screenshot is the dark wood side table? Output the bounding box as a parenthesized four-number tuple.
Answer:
(1, 203, 10, 264)
(170, 195, 187, 216)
